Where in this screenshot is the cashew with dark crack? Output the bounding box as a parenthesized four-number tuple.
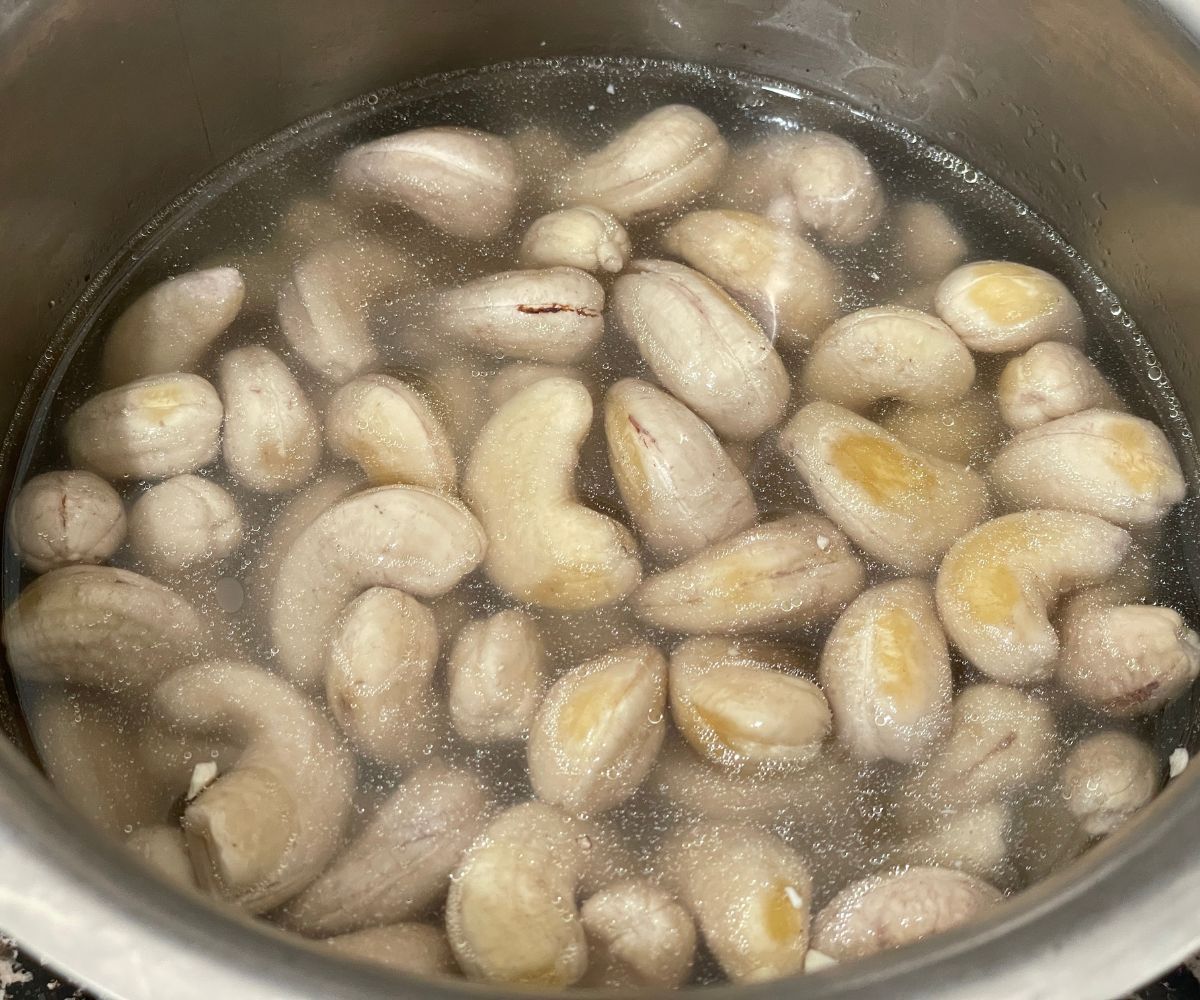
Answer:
(997, 341, 1122, 431)
(580, 879, 696, 988)
(9, 470, 126, 574)
(1060, 731, 1161, 836)
(521, 205, 631, 273)
(128, 474, 242, 573)
(323, 923, 457, 977)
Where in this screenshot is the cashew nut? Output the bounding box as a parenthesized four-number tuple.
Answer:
(780, 132, 885, 247)
(127, 826, 196, 889)
(632, 513, 865, 634)
(8, 470, 126, 574)
(997, 341, 1122, 431)
(333, 126, 519, 240)
(520, 205, 631, 273)
(464, 376, 640, 610)
(894, 201, 968, 282)
(935, 510, 1131, 683)
(128, 474, 242, 574)
(580, 879, 696, 988)
(102, 267, 245, 384)
(488, 362, 589, 408)
(151, 660, 356, 912)
(1060, 731, 1161, 836)
(557, 104, 728, 219)
(279, 760, 489, 936)
(800, 307, 975, 412)
(66, 374, 223, 481)
(819, 579, 953, 764)
(990, 409, 1185, 528)
(892, 802, 1013, 880)
(716, 135, 806, 213)
(779, 402, 990, 573)
(323, 923, 456, 977)
(935, 260, 1085, 352)
(880, 386, 1008, 466)
(612, 259, 789, 440)
(326, 374, 455, 491)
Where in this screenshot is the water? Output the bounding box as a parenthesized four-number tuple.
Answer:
(3, 57, 1198, 986)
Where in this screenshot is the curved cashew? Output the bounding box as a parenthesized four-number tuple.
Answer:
(333, 126, 519, 240)
(990, 409, 1185, 528)
(780, 132, 885, 247)
(632, 513, 865, 634)
(528, 644, 667, 814)
(812, 867, 1002, 960)
(557, 104, 728, 219)
(663, 821, 812, 983)
(935, 510, 1131, 683)
(4, 565, 204, 689)
(102, 267, 245, 384)
(669, 638, 830, 770)
(464, 376, 640, 610)
(894, 201, 968, 282)
(66, 374, 223, 481)
(326, 374, 455, 491)
(880, 386, 1008, 466)
(1061, 731, 1161, 836)
(151, 660, 356, 912)
(270, 485, 486, 688)
(605, 378, 756, 561)
(488, 362, 590, 408)
(436, 266, 604, 363)
(997, 341, 1122, 431)
(800, 307, 975, 412)
(127, 826, 196, 890)
(128, 474, 242, 574)
(279, 760, 489, 936)
(660, 209, 839, 348)
(819, 578, 953, 764)
(717, 135, 806, 212)
(1057, 592, 1200, 716)
(448, 609, 547, 744)
(520, 205, 631, 273)
(580, 879, 696, 988)
(612, 259, 789, 440)
(779, 402, 990, 573)
(893, 802, 1012, 880)
(9, 470, 126, 574)
(323, 923, 456, 977)
(935, 260, 1085, 352)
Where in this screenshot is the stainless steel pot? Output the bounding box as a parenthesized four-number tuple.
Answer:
(3, 1, 1200, 997)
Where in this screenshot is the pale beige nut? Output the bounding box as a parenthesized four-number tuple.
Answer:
(935, 511, 1131, 683)
(631, 513, 865, 634)
(661, 209, 838, 348)
(880, 387, 1008, 466)
(997, 341, 1122, 431)
(612, 259, 789, 440)
(1060, 731, 1161, 836)
(935, 260, 1085, 352)
(819, 578, 952, 764)
(779, 402, 990, 573)
(66, 373, 223, 481)
(557, 104, 728, 219)
(102, 267, 245, 384)
(782, 132, 885, 246)
(8, 470, 126, 574)
(326, 374, 455, 491)
(464, 376, 641, 611)
(800, 307, 975, 412)
(323, 923, 457, 977)
(717, 135, 808, 213)
(128, 474, 242, 573)
(990, 409, 1185, 528)
(333, 126, 519, 240)
(892, 802, 1013, 880)
(605, 378, 756, 562)
(663, 821, 812, 983)
(126, 826, 196, 890)
(580, 879, 696, 988)
(520, 205, 631, 273)
(528, 644, 667, 814)
(487, 362, 590, 408)
(894, 201, 968, 282)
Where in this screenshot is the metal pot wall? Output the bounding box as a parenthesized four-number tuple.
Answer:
(3, 2, 1200, 998)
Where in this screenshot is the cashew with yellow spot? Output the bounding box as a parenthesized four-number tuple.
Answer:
(8, 470, 126, 574)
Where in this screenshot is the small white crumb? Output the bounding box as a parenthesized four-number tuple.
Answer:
(587, 104, 596, 112)
(783, 884, 804, 909)
(805, 948, 838, 972)
(1169, 747, 1189, 778)
(816, 534, 830, 551)
(605, 83, 616, 95)
(187, 761, 219, 801)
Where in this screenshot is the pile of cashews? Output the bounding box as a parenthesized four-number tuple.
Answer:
(3, 100, 1197, 990)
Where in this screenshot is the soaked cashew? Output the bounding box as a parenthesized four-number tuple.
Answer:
(660, 209, 838, 348)
(894, 201, 968, 282)
(151, 660, 356, 912)
(812, 867, 1002, 960)
(448, 609, 547, 744)
(779, 402, 990, 573)
(334, 126, 519, 239)
(632, 513, 865, 634)
(520, 205, 632, 273)
(127, 826, 196, 890)
(935, 511, 1130, 683)
(580, 879, 697, 988)
(780, 132, 885, 247)
(819, 579, 953, 764)
(670, 638, 830, 770)
(487, 362, 590, 408)
(800, 307, 975, 412)
(102, 267, 245, 384)
(128, 475, 242, 573)
(1057, 592, 1200, 716)
(717, 135, 806, 213)
(8, 470, 126, 574)
(605, 378, 756, 561)
(557, 104, 728, 219)
(528, 644, 667, 814)
(881, 387, 1008, 466)
(612, 259, 789, 440)
(437, 266, 605, 363)
(1060, 731, 1161, 836)
(935, 260, 1085, 352)
(66, 374, 223, 481)
(323, 923, 456, 977)
(990, 409, 1186, 528)
(280, 760, 488, 936)
(326, 374, 455, 491)
(893, 802, 1012, 880)
(997, 341, 1122, 431)
(464, 376, 640, 610)
(664, 822, 812, 983)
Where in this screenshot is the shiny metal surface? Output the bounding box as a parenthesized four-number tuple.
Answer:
(2, 1, 1200, 998)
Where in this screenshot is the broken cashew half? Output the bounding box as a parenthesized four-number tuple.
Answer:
(8, 470, 126, 574)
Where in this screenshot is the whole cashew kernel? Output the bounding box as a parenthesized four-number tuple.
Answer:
(880, 387, 1008, 466)
(323, 923, 456, 977)
(997, 341, 1122, 431)
(1060, 731, 1161, 836)
(9, 470, 126, 574)
(521, 205, 632, 273)
(128, 474, 242, 573)
(781, 132, 885, 247)
(580, 879, 697, 988)
(894, 201, 968, 282)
